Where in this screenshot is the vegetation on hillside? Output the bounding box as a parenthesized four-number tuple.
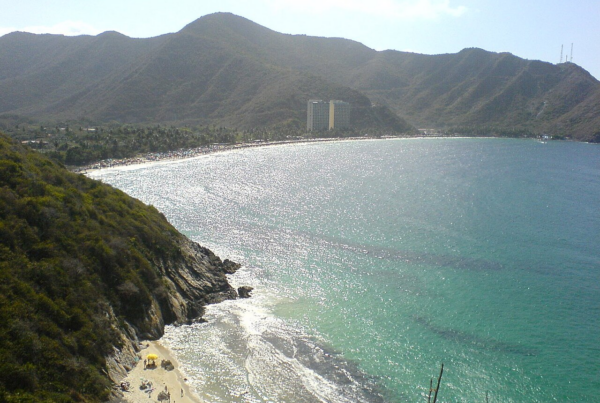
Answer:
(4, 13, 597, 141)
(0, 132, 197, 401)
(446, 125, 565, 139)
(0, 17, 415, 135)
(2, 121, 417, 167)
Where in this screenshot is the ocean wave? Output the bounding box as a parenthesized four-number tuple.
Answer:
(161, 285, 387, 402)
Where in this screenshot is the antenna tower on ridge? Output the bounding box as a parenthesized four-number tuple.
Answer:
(570, 43, 573, 62)
(559, 44, 563, 64)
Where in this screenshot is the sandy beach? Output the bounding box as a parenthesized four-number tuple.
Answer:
(76, 136, 400, 174)
(119, 341, 201, 403)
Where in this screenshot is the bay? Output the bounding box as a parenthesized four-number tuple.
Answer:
(90, 138, 600, 402)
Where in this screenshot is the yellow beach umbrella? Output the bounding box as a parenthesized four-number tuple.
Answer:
(146, 354, 158, 361)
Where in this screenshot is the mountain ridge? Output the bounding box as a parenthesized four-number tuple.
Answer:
(1, 12, 599, 140)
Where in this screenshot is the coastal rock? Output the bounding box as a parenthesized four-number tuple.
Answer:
(161, 359, 175, 371)
(105, 310, 142, 401)
(0, 133, 242, 401)
(149, 238, 241, 329)
(223, 258, 242, 274)
(106, 236, 242, 392)
(238, 286, 254, 298)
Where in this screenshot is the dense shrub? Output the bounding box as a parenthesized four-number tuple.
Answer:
(0, 133, 186, 401)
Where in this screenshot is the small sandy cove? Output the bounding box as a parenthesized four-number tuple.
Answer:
(119, 341, 201, 403)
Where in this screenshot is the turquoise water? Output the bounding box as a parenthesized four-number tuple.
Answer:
(90, 138, 600, 402)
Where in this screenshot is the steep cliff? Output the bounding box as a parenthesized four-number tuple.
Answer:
(0, 132, 243, 402)
(105, 237, 242, 396)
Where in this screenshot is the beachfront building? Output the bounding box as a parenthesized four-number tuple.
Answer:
(307, 99, 351, 131)
(307, 100, 330, 131)
(328, 100, 351, 130)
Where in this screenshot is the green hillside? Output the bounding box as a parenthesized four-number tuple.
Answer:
(0, 13, 599, 140)
(353, 48, 600, 138)
(0, 16, 413, 133)
(0, 132, 238, 402)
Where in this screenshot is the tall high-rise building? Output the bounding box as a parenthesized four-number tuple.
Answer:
(307, 100, 330, 131)
(328, 100, 351, 130)
(307, 99, 351, 131)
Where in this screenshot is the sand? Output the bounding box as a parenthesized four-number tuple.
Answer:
(78, 136, 386, 174)
(119, 341, 201, 403)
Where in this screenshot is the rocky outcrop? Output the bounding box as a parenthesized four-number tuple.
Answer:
(105, 317, 141, 386)
(238, 286, 254, 298)
(0, 133, 252, 401)
(106, 235, 247, 393)
(147, 237, 241, 337)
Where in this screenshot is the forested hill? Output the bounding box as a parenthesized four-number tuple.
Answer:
(0, 132, 241, 402)
(1, 12, 599, 140)
(0, 16, 414, 134)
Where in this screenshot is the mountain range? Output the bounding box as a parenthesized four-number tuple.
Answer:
(1, 12, 599, 140)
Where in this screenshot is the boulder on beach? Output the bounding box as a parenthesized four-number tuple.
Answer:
(238, 286, 254, 298)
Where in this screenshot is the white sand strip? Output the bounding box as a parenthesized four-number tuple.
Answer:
(119, 341, 201, 403)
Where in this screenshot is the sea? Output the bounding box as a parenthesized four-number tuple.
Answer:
(89, 138, 600, 402)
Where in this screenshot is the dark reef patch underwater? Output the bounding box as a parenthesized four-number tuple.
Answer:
(91, 138, 600, 402)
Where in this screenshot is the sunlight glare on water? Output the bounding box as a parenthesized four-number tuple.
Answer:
(90, 138, 600, 402)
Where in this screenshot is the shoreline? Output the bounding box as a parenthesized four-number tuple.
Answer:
(73, 135, 550, 174)
(91, 134, 576, 403)
(73, 136, 409, 173)
(119, 340, 201, 403)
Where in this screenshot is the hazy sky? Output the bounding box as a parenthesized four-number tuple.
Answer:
(1, 0, 598, 79)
